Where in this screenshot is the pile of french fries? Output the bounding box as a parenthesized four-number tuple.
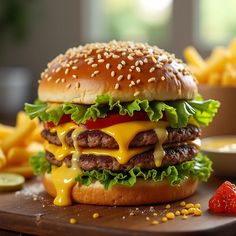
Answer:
(184, 38, 236, 86)
(0, 112, 44, 178)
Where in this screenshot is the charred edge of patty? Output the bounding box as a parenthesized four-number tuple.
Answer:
(41, 125, 201, 149)
(45, 144, 199, 172)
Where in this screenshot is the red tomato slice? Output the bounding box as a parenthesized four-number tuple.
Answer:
(44, 114, 71, 129)
(44, 111, 165, 129)
(80, 111, 149, 129)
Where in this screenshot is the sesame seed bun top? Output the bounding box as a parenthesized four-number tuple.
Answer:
(38, 41, 198, 104)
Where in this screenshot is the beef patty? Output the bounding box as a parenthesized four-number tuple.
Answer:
(41, 125, 201, 149)
(45, 144, 199, 171)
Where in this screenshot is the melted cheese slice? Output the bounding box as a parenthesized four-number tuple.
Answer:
(82, 121, 168, 164)
(46, 120, 169, 206)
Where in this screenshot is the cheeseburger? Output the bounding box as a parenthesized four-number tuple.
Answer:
(25, 41, 219, 206)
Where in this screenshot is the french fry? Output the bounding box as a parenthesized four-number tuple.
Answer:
(184, 38, 236, 87)
(208, 73, 221, 86)
(0, 124, 14, 139)
(16, 111, 39, 128)
(1, 164, 34, 178)
(6, 147, 30, 166)
(29, 125, 44, 143)
(0, 148, 6, 169)
(183, 47, 205, 69)
(1, 119, 37, 153)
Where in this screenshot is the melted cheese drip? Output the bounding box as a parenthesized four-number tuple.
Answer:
(49, 123, 85, 206)
(45, 123, 77, 161)
(153, 126, 168, 167)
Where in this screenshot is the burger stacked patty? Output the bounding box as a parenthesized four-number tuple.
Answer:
(42, 125, 201, 171)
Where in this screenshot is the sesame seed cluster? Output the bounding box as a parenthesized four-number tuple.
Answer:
(39, 40, 193, 98)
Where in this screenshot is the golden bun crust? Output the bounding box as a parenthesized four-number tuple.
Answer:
(42, 173, 198, 206)
(39, 41, 198, 104)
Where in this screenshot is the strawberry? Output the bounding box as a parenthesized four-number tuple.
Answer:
(209, 181, 236, 214)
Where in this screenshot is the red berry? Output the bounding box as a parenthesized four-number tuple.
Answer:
(209, 193, 225, 213)
(216, 181, 236, 197)
(208, 181, 236, 214)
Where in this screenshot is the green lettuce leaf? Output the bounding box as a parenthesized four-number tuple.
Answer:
(24, 95, 220, 128)
(29, 152, 212, 190)
(24, 100, 64, 125)
(29, 151, 51, 175)
(76, 153, 212, 190)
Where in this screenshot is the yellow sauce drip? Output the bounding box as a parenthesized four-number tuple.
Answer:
(153, 126, 168, 167)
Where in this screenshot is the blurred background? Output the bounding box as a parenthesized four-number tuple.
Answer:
(1, 0, 236, 125)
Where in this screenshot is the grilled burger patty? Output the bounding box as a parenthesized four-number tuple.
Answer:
(41, 125, 201, 149)
(45, 144, 199, 171)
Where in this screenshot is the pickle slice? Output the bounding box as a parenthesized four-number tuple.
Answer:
(0, 173, 25, 192)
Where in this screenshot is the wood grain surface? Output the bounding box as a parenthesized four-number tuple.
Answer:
(0, 176, 235, 236)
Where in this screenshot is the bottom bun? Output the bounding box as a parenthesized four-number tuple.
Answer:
(42, 173, 198, 206)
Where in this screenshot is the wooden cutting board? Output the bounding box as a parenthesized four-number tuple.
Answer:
(0, 176, 235, 236)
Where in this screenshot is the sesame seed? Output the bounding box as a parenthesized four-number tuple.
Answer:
(114, 83, 119, 90)
(148, 77, 156, 83)
(72, 66, 78, 70)
(72, 74, 77, 79)
(98, 59, 105, 63)
(47, 76, 52, 81)
(135, 61, 139, 66)
(121, 60, 126, 65)
(156, 64, 162, 69)
(55, 78, 60, 84)
(128, 55, 134, 60)
(55, 67, 61, 73)
(136, 67, 141, 72)
(152, 56, 157, 63)
(131, 65, 135, 69)
(121, 52, 126, 56)
(143, 58, 148, 63)
(91, 64, 98, 68)
(134, 91, 140, 96)
(129, 212, 135, 216)
(129, 81, 135, 87)
(149, 67, 155, 73)
(97, 54, 102, 59)
(117, 64, 123, 70)
(106, 63, 111, 69)
(93, 70, 100, 75)
(87, 60, 94, 65)
(136, 79, 141, 84)
(61, 78, 65, 83)
(127, 74, 132, 80)
(117, 75, 124, 81)
(66, 84, 71, 89)
(146, 217, 150, 221)
(139, 60, 144, 66)
(161, 76, 166, 81)
(111, 71, 116, 77)
(112, 54, 120, 59)
(65, 68, 69, 75)
(37, 80, 41, 84)
(153, 212, 158, 216)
